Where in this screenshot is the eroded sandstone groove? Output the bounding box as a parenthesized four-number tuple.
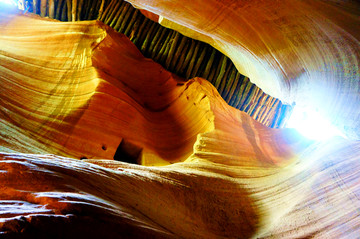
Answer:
(1, 1, 360, 238)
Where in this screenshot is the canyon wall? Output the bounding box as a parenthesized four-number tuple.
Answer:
(1, 1, 360, 238)
(128, 0, 360, 139)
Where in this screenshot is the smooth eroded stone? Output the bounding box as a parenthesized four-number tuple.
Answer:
(1, 5, 360, 239)
(127, 0, 360, 139)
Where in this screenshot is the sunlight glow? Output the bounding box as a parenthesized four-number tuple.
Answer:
(0, 0, 17, 5)
(286, 106, 345, 141)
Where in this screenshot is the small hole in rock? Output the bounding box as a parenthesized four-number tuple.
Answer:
(80, 156, 87, 160)
(102, 145, 107, 151)
(114, 139, 142, 164)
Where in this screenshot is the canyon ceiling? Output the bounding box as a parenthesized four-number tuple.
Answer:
(0, 0, 360, 238)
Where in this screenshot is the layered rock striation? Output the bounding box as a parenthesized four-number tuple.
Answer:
(1, 1, 360, 238)
(12, 0, 294, 128)
(127, 0, 360, 139)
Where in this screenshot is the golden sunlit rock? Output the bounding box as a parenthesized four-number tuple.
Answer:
(128, 0, 360, 139)
(0, 11, 215, 164)
(1, 0, 360, 238)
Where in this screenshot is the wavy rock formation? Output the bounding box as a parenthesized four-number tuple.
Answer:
(0, 10, 211, 164)
(0, 8, 310, 238)
(1, 1, 360, 238)
(12, 0, 294, 128)
(0, 9, 300, 164)
(128, 0, 360, 139)
(2, 137, 360, 238)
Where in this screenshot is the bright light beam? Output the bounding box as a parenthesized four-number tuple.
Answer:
(0, 0, 17, 5)
(286, 106, 345, 141)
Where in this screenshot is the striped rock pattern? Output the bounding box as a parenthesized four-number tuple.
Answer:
(126, 0, 360, 139)
(1, 1, 360, 238)
(1, 131, 360, 238)
(18, 0, 293, 128)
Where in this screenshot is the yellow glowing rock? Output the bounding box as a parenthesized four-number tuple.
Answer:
(0, 11, 215, 164)
(1, 6, 360, 239)
(127, 0, 360, 139)
(0, 10, 304, 165)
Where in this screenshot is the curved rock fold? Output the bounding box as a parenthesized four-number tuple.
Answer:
(1, 2, 360, 238)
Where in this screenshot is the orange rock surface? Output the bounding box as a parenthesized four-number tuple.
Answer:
(0, 10, 304, 166)
(1, 2, 360, 238)
(129, 0, 360, 139)
(2, 137, 360, 238)
(0, 10, 211, 164)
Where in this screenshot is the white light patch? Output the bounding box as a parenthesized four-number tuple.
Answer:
(286, 106, 345, 141)
(0, 0, 17, 5)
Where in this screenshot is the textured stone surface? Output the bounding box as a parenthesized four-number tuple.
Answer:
(1, 2, 360, 238)
(127, 0, 360, 139)
(0, 10, 297, 164)
(0, 11, 211, 164)
(0, 9, 310, 238)
(1, 137, 360, 237)
(15, 0, 294, 128)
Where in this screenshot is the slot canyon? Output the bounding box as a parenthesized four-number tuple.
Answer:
(0, 0, 359, 238)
